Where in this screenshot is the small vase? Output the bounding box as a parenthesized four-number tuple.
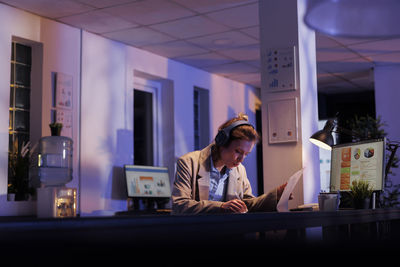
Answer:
(353, 197, 370, 209)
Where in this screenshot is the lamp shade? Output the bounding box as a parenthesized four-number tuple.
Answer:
(309, 119, 335, 150)
(304, 0, 400, 38)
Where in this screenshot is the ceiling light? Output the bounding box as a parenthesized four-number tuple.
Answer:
(304, 0, 400, 38)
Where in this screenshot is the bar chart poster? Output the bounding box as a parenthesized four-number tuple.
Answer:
(55, 72, 73, 110)
(265, 46, 297, 92)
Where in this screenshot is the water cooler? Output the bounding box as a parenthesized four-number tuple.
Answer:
(37, 136, 77, 218)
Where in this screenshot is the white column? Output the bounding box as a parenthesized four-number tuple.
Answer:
(259, 0, 320, 208)
(374, 65, 400, 183)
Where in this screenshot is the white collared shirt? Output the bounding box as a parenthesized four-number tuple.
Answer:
(209, 158, 230, 201)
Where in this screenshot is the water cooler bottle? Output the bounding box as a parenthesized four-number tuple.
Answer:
(37, 136, 77, 218)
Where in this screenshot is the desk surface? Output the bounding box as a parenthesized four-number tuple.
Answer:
(1, 209, 400, 252)
(1, 209, 400, 230)
(1, 209, 400, 233)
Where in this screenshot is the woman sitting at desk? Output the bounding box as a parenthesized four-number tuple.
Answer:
(172, 113, 289, 214)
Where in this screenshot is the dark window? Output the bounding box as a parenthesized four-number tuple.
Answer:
(134, 89, 154, 166)
(193, 87, 210, 150)
(8, 42, 32, 200)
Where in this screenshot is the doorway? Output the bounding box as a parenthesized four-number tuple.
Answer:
(133, 79, 159, 166)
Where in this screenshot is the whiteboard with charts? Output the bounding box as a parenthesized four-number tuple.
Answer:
(265, 46, 297, 92)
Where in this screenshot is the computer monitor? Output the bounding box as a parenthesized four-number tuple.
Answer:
(330, 138, 386, 192)
(124, 165, 171, 198)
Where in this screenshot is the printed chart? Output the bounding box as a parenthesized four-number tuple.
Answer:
(330, 140, 384, 191)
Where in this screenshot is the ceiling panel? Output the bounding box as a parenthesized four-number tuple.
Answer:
(316, 33, 342, 48)
(217, 44, 260, 61)
(187, 30, 258, 51)
(171, 0, 256, 14)
(103, 27, 176, 47)
(246, 60, 260, 68)
(348, 37, 400, 57)
(317, 59, 374, 74)
(3, 0, 400, 91)
(59, 10, 136, 34)
(142, 40, 208, 58)
(102, 0, 195, 26)
(75, 0, 138, 9)
(317, 47, 361, 62)
(175, 52, 235, 68)
(239, 26, 259, 40)
(149, 15, 230, 39)
(1, 0, 94, 18)
(202, 62, 258, 76)
(317, 73, 360, 91)
(228, 72, 261, 87)
(205, 3, 259, 29)
(370, 51, 400, 65)
(331, 36, 382, 47)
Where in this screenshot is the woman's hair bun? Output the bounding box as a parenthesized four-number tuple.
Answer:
(237, 112, 248, 121)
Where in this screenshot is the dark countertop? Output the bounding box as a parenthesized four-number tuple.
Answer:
(1, 209, 400, 256)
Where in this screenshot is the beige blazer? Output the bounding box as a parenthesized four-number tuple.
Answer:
(172, 143, 277, 214)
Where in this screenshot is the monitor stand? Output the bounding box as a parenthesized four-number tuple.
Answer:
(118, 197, 170, 215)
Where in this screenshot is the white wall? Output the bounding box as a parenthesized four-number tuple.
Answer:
(0, 5, 38, 215)
(80, 31, 260, 215)
(0, 3, 261, 216)
(259, 0, 320, 209)
(0, 4, 81, 215)
(297, 0, 320, 204)
(40, 18, 81, 193)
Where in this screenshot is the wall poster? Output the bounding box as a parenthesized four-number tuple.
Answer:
(52, 72, 73, 138)
(265, 46, 297, 92)
(55, 72, 73, 110)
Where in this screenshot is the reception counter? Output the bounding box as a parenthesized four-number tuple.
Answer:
(1, 209, 400, 255)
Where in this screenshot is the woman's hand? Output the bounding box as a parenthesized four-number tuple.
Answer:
(277, 182, 294, 202)
(221, 199, 248, 213)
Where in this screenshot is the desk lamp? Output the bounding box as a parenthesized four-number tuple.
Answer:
(309, 118, 355, 150)
(309, 119, 335, 150)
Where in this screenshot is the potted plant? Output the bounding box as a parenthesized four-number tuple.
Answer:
(49, 122, 63, 136)
(8, 141, 37, 201)
(350, 179, 374, 209)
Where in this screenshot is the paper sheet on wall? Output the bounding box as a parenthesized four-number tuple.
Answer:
(276, 169, 304, 212)
(56, 72, 73, 110)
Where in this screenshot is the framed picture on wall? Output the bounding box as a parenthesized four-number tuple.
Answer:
(55, 72, 73, 110)
(56, 109, 73, 138)
(264, 46, 297, 92)
(51, 72, 73, 138)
